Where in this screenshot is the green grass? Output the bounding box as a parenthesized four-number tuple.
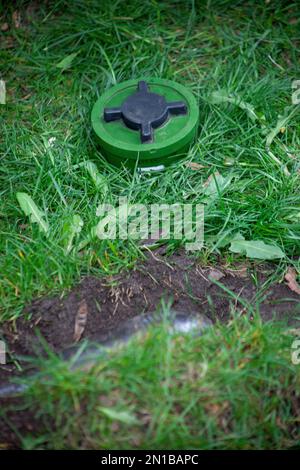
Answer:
(0, 0, 300, 449)
(4, 314, 300, 450)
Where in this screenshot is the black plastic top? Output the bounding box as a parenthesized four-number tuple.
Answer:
(103, 81, 187, 143)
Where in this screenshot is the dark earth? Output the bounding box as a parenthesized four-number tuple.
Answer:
(0, 249, 300, 448)
(1, 249, 300, 383)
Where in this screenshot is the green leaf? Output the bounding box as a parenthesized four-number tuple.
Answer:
(229, 233, 285, 260)
(16, 192, 49, 234)
(62, 214, 84, 253)
(210, 89, 259, 122)
(99, 407, 138, 425)
(56, 52, 78, 70)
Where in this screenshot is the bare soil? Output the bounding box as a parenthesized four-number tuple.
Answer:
(0, 250, 300, 448)
(1, 249, 299, 385)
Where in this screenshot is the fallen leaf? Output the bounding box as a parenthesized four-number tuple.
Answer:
(285, 267, 300, 295)
(185, 162, 205, 170)
(74, 299, 88, 342)
(208, 269, 224, 281)
(12, 11, 21, 28)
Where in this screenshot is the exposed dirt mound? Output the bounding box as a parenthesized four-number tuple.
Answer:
(1, 249, 299, 386)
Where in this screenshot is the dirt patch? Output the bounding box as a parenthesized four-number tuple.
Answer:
(1, 249, 299, 385)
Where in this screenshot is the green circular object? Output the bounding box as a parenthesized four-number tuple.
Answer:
(91, 78, 199, 169)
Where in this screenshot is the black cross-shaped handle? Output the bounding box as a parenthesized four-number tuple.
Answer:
(103, 81, 187, 143)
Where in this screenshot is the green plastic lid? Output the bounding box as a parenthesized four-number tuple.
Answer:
(91, 78, 199, 169)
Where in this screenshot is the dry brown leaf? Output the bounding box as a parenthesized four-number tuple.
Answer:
(208, 268, 224, 281)
(285, 267, 300, 295)
(185, 162, 206, 170)
(12, 11, 21, 28)
(74, 299, 88, 342)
